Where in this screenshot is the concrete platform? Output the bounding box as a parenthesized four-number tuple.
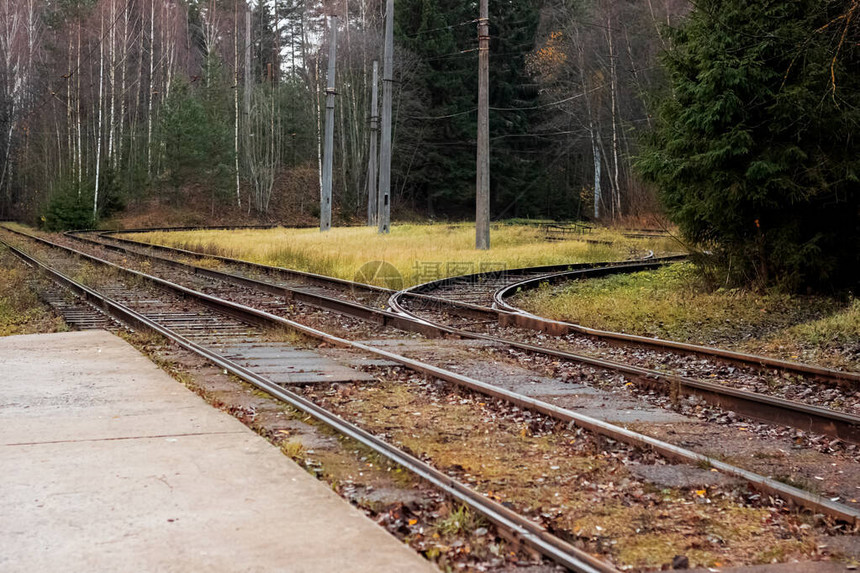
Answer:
(0, 331, 437, 573)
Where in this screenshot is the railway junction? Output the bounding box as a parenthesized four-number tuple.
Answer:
(1, 223, 859, 572)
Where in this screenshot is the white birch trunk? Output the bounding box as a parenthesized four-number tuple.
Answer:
(76, 22, 82, 186)
(147, 0, 154, 178)
(108, 0, 116, 165)
(118, 0, 128, 166)
(607, 11, 621, 220)
(67, 33, 73, 181)
(233, 0, 241, 207)
(94, 12, 105, 219)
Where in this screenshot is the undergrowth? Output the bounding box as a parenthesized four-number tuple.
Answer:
(0, 246, 65, 336)
(517, 263, 859, 370)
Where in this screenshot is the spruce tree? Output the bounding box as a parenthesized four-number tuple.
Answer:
(638, 0, 860, 290)
(395, 0, 546, 218)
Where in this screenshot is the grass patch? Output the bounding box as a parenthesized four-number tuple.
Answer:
(127, 223, 681, 287)
(0, 245, 65, 336)
(516, 262, 859, 370)
(436, 505, 487, 537)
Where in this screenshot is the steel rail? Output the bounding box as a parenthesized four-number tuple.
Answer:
(90, 230, 391, 295)
(400, 257, 685, 297)
(96, 230, 679, 296)
(4, 230, 859, 525)
(385, 260, 674, 326)
(492, 272, 860, 386)
(377, 249, 859, 386)
(2, 240, 616, 573)
(67, 231, 446, 339)
(390, 302, 860, 445)
(75, 232, 680, 334)
(94, 231, 682, 323)
(59, 228, 860, 445)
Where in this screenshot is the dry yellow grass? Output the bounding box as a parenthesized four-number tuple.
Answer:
(0, 245, 66, 336)
(128, 223, 680, 287)
(516, 263, 860, 370)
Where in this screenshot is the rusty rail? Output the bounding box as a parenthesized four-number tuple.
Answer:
(3, 227, 859, 526)
(59, 228, 860, 444)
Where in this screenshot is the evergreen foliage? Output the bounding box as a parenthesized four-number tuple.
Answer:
(395, 0, 551, 218)
(638, 0, 860, 290)
(42, 184, 95, 231)
(0, 0, 685, 225)
(159, 74, 233, 199)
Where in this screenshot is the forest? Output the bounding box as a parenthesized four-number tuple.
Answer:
(0, 0, 688, 227)
(2, 0, 858, 289)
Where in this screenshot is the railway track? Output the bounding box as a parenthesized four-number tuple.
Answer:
(492, 272, 860, 384)
(87, 227, 860, 391)
(392, 263, 859, 386)
(1, 226, 856, 516)
(388, 265, 860, 436)
(40, 228, 860, 446)
(1, 230, 617, 572)
(5, 226, 860, 570)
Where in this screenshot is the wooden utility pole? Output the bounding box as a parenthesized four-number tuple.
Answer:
(377, 0, 393, 234)
(320, 15, 338, 232)
(366, 61, 379, 226)
(475, 0, 490, 250)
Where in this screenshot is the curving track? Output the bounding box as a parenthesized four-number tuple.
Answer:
(5, 224, 860, 570)
(2, 228, 859, 516)
(44, 227, 860, 446)
(1, 228, 616, 572)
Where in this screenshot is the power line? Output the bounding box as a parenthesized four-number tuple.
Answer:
(490, 83, 605, 111)
(405, 108, 477, 120)
(405, 83, 616, 120)
(401, 19, 477, 39)
(420, 48, 479, 63)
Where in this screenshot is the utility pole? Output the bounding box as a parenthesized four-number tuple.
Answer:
(320, 15, 338, 232)
(377, 0, 393, 234)
(475, 0, 490, 250)
(366, 61, 379, 226)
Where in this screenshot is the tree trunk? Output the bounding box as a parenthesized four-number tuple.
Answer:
(95, 12, 105, 219)
(244, 9, 251, 118)
(147, 0, 154, 178)
(576, 29, 601, 220)
(76, 22, 82, 187)
(67, 32, 73, 182)
(108, 0, 116, 165)
(233, 0, 241, 207)
(118, 0, 128, 167)
(607, 10, 622, 220)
